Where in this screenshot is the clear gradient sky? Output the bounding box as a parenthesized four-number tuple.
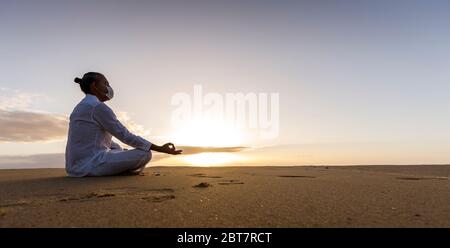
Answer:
(0, 0, 449, 168)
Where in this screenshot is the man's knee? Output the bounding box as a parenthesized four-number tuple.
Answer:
(145, 150, 152, 163)
(139, 150, 152, 164)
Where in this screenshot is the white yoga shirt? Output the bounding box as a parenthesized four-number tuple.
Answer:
(65, 94, 152, 177)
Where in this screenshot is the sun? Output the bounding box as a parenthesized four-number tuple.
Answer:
(171, 119, 243, 147)
(169, 119, 245, 166)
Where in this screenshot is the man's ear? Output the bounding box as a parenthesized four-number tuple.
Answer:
(89, 81, 98, 94)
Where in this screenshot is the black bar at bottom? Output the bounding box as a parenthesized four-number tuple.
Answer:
(1, 228, 448, 247)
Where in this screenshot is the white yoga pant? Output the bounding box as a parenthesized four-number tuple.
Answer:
(88, 149, 152, 176)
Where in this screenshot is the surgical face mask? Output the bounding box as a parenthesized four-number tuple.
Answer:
(106, 86, 114, 100)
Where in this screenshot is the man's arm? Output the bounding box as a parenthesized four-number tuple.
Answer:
(93, 103, 181, 155)
(93, 103, 151, 151)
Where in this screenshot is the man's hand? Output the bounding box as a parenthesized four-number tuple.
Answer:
(161, 143, 182, 155)
(151, 142, 182, 155)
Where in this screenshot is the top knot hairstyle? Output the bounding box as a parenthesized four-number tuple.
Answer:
(74, 72, 105, 94)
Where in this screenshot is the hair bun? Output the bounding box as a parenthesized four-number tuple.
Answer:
(74, 77, 82, 84)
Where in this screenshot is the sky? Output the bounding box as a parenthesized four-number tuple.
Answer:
(0, 0, 449, 168)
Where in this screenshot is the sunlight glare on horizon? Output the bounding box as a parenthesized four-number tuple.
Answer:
(182, 152, 243, 166)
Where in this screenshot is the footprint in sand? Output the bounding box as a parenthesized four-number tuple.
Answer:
(0, 199, 31, 208)
(141, 188, 174, 193)
(0, 208, 7, 218)
(0, 199, 31, 217)
(142, 194, 176, 202)
(188, 173, 222, 179)
(193, 182, 213, 188)
(218, 180, 244, 185)
(396, 177, 448, 181)
(278, 175, 316, 179)
(58, 188, 175, 203)
(58, 192, 116, 202)
(151, 171, 167, 176)
(140, 188, 176, 202)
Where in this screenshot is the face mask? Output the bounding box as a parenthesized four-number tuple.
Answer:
(106, 86, 114, 100)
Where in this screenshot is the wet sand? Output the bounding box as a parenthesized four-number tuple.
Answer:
(0, 165, 449, 227)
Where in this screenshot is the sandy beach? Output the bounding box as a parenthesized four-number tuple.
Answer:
(0, 165, 448, 227)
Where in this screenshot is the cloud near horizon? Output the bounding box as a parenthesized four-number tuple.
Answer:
(0, 153, 65, 169)
(0, 88, 67, 142)
(0, 109, 69, 142)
